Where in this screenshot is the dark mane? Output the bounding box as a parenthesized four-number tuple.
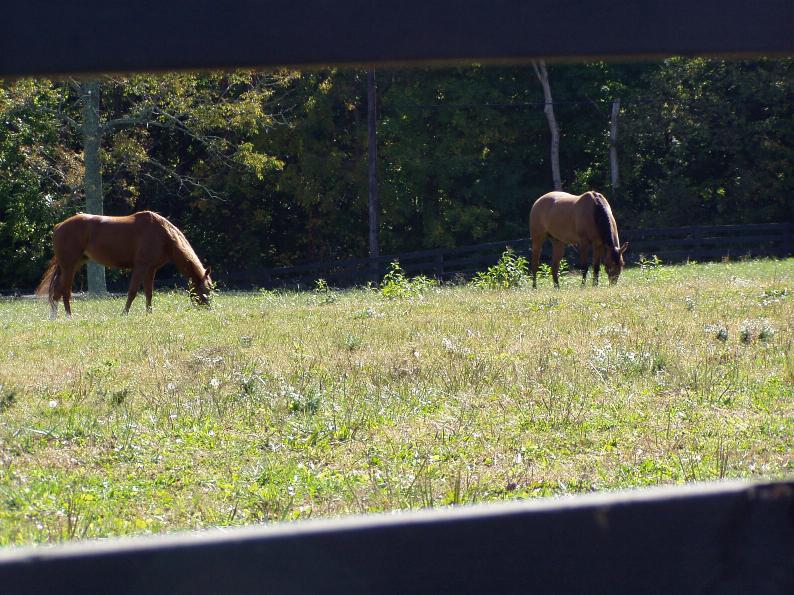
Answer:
(592, 193, 615, 248)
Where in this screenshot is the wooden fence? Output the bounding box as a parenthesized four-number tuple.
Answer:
(224, 222, 793, 289)
(5, 2, 794, 593)
(1, 481, 793, 595)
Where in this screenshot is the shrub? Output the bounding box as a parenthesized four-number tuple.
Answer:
(380, 261, 436, 299)
(471, 250, 530, 289)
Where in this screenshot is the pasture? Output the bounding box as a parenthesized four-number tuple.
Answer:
(0, 258, 791, 546)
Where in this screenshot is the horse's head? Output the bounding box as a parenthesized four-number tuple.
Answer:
(605, 243, 629, 285)
(191, 267, 214, 306)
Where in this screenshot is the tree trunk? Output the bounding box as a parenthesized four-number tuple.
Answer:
(81, 79, 107, 295)
(367, 69, 380, 265)
(532, 61, 561, 191)
(609, 98, 621, 190)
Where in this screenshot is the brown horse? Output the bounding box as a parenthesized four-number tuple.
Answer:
(36, 211, 213, 318)
(530, 191, 628, 288)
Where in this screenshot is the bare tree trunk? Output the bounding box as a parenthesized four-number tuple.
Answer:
(80, 79, 107, 295)
(367, 69, 380, 265)
(609, 98, 621, 190)
(532, 60, 561, 190)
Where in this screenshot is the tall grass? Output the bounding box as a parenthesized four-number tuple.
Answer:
(0, 259, 791, 545)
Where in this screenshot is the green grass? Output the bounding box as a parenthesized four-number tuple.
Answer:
(0, 259, 792, 546)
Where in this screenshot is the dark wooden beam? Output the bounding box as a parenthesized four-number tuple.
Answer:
(2, 1, 793, 77)
(1, 481, 792, 594)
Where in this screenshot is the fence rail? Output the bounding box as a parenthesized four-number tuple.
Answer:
(0, 222, 789, 296)
(1, 480, 792, 595)
(224, 222, 793, 289)
(5, 1, 794, 78)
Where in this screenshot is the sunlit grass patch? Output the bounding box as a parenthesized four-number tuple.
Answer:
(0, 258, 792, 546)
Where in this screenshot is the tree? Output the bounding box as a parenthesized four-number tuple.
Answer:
(532, 60, 561, 190)
(79, 79, 106, 293)
(0, 80, 81, 291)
(618, 58, 794, 225)
(61, 72, 292, 292)
(367, 69, 379, 260)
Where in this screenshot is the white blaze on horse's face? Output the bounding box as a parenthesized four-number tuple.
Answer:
(194, 268, 214, 306)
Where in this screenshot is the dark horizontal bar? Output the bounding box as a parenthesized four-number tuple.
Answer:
(1, 481, 792, 595)
(622, 222, 793, 239)
(1, 222, 788, 294)
(625, 235, 791, 249)
(2, 1, 794, 77)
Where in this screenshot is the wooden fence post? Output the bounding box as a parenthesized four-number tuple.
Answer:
(609, 98, 620, 191)
(434, 252, 444, 280)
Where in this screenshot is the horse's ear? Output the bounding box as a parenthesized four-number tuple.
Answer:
(620, 242, 629, 254)
(204, 266, 212, 279)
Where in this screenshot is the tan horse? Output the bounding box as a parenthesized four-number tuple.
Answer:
(36, 211, 213, 318)
(530, 191, 628, 288)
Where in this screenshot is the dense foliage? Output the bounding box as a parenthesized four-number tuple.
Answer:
(1, 59, 793, 290)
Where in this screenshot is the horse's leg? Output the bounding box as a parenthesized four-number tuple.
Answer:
(50, 281, 61, 320)
(578, 241, 591, 286)
(143, 267, 157, 313)
(123, 267, 145, 314)
(60, 265, 78, 319)
(551, 240, 565, 288)
(530, 233, 546, 289)
(592, 246, 602, 286)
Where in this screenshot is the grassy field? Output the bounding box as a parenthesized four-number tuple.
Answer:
(0, 258, 792, 546)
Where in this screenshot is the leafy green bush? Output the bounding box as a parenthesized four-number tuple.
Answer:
(471, 250, 530, 289)
(380, 261, 436, 299)
(536, 258, 570, 283)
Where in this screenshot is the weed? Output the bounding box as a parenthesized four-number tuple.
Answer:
(352, 307, 382, 319)
(284, 384, 322, 415)
(739, 318, 775, 344)
(343, 333, 362, 352)
(638, 254, 663, 270)
(313, 278, 337, 304)
(637, 254, 673, 282)
(706, 323, 729, 342)
(380, 261, 436, 299)
(0, 386, 16, 412)
(471, 250, 530, 289)
(759, 287, 789, 307)
(534, 259, 570, 283)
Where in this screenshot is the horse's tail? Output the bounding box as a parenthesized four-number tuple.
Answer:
(35, 257, 60, 304)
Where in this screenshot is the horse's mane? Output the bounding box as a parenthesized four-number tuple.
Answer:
(592, 193, 617, 250)
(153, 213, 205, 278)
